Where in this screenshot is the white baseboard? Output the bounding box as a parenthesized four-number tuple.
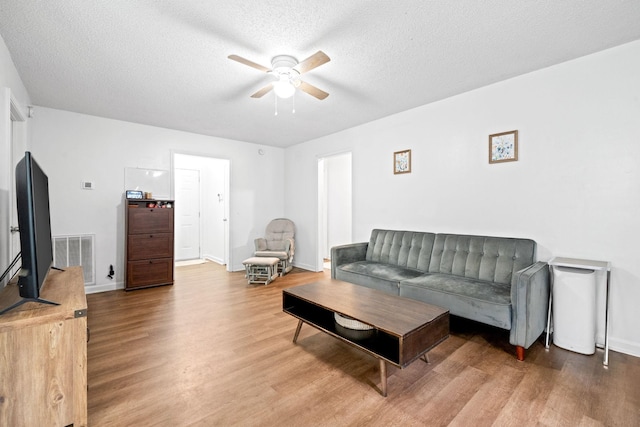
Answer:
(292, 262, 322, 272)
(609, 337, 640, 359)
(230, 263, 245, 272)
(203, 255, 224, 265)
(85, 281, 123, 294)
(175, 259, 206, 267)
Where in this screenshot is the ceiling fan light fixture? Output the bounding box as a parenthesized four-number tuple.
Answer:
(273, 78, 295, 98)
(229, 51, 330, 101)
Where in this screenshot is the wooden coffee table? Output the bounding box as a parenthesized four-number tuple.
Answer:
(282, 280, 449, 396)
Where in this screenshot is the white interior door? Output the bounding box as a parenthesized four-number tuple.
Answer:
(173, 154, 231, 270)
(174, 168, 201, 261)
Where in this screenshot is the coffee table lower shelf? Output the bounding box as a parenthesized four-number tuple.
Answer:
(283, 282, 449, 397)
(290, 318, 430, 396)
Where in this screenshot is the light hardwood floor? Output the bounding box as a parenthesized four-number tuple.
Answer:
(87, 262, 640, 426)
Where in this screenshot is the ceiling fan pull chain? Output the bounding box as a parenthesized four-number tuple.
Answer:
(274, 93, 278, 116)
(292, 92, 296, 114)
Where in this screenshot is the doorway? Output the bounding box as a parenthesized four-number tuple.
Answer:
(317, 152, 352, 271)
(173, 153, 230, 270)
(2, 93, 27, 285)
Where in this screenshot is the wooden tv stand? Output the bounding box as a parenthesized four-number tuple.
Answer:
(0, 266, 88, 426)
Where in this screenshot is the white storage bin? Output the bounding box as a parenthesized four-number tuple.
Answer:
(552, 266, 597, 354)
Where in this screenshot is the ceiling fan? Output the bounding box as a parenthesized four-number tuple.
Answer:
(228, 51, 330, 100)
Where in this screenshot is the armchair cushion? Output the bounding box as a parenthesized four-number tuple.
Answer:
(255, 250, 289, 260)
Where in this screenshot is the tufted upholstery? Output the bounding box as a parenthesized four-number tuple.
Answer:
(254, 218, 295, 275)
(428, 234, 536, 285)
(331, 229, 549, 359)
(365, 229, 436, 271)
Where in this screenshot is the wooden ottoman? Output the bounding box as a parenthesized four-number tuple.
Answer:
(242, 257, 280, 285)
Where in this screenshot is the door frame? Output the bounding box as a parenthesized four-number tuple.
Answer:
(2, 90, 27, 283)
(317, 150, 353, 271)
(9, 96, 26, 260)
(171, 151, 231, 271)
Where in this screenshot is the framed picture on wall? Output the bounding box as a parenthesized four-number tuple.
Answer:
(394, 149, 411, 174)
(489, 130, 518, 163)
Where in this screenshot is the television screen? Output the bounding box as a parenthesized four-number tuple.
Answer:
(0, 152, 58, 315)
(16, 151, 53, 297)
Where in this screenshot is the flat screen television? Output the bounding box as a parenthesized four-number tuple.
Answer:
(0, 151, 58, 315)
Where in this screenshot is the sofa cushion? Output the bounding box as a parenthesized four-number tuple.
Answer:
(365, 230, 436, 272)
(428, 234, 535, 286)
(399, 273, 512, 329)
(335, 261, 424, 295)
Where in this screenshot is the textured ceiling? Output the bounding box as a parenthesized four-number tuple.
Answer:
(1, 1, 640, 147)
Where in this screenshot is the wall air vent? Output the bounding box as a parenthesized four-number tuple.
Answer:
(53, 234, 95, 285)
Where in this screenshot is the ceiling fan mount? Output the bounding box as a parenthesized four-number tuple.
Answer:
(228, 51, 330, 100)
(268, 55, 301, 97)
(270, 55, 299, 73)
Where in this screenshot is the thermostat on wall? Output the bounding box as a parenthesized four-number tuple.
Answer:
(126, 190, 143, 199)
(81, 181, 94, 190)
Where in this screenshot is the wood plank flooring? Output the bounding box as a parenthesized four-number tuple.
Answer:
(87, 262, 640, 426)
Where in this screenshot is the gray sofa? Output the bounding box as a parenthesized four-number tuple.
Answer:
(331, 229, 549, 360)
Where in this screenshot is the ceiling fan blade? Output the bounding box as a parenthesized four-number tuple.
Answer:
(228, 55, 271, 73)
(298, 81, 329, 100)
(251, 83, 273, 98)
(293, 51, 330, 74)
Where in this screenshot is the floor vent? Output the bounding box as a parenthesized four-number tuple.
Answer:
(53, 234, 95, 285)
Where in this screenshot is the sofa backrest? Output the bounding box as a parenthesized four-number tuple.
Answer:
(428, 234, 536, 285)
(366, 229, 436, 271)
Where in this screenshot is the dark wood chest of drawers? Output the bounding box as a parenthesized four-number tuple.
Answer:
(125, 200, 174, 290)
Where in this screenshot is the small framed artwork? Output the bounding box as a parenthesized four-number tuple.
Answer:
(394, 149, 411, 174)
(489, 130, 518, 164)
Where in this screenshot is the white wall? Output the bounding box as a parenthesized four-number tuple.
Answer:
(285, 40, 640, 357)
(0, 35, 31, 284)
(29, 107, 285, 292)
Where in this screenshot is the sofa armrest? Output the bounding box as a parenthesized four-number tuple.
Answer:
(330, 242, 368, 279)
(509, 261, 550, 349)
